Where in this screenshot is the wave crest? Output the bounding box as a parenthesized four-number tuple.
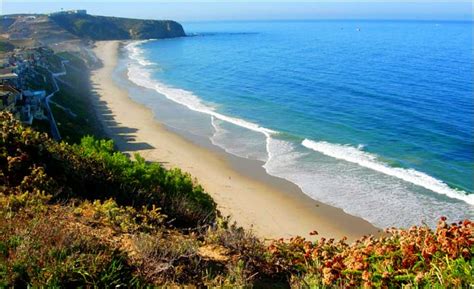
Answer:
(302, 139, 474, 205)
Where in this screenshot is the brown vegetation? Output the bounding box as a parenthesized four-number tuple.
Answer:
(0, 112, 472, 287)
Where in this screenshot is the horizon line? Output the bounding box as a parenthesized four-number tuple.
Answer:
(180, 18, 474, 23)
(2, 12, 472, 23)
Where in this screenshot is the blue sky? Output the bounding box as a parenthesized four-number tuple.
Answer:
(1, 1, 472, 21)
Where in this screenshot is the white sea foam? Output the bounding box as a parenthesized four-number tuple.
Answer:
(125, 42, 276, 137)
(210, 117, 267, 161)
(302, 139, 474, 205)
(126, 40, 157, 66)
(265, 137, 472, 228)
(123, 40, 473, 227)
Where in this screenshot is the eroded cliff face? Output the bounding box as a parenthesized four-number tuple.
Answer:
(49, 14, 186, 40)
(126, 19, 185, 39)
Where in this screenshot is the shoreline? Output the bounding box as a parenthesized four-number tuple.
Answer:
(90, 40, 380, 241)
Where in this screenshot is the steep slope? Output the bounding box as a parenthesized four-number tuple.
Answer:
(0, 17, 16, 34)
(50, 13, 186, 40)
(1, 15, 78, 45)
(0, 112, 472, 288)
(0, 39, 15, 52)
(0, 13, 185, 45)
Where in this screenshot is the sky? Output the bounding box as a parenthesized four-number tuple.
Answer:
(1, 1, 472, 21)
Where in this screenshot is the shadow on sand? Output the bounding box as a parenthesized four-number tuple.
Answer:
(90, 85, 155, 153)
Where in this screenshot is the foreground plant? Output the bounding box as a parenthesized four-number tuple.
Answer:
(1, 111, 472, 287)
(268, 218, 473, 288)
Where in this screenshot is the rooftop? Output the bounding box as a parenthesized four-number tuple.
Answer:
(0, 73, 18, 80)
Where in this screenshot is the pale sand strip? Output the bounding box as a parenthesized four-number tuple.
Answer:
(90, 40, 380, 241)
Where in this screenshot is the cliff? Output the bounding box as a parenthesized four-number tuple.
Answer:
(0, 13, 185, 45)
(49, 13, 186, 40)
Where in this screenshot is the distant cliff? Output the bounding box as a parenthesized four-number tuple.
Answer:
(50, 14, 186, 40)
(0, 13, 185, 45)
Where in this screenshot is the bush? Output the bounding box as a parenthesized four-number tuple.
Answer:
(268, 218, 473, 288)
(0, 112, 216, 227)
(76, 136, 217, 226)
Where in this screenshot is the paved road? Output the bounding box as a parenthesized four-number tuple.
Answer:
(43, 60, 68, 141)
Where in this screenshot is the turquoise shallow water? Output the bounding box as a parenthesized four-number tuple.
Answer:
(120, 20, 473, 228)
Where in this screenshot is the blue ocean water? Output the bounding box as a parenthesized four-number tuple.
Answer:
(123, 20, 473, 228)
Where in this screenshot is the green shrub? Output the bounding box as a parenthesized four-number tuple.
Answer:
(76, 136, 217, 226)
(0, 112, 216, 227)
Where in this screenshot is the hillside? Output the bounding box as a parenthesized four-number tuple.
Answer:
(0, 40, 15, 53)
(0, 12, 185, 45)
(0, 15, 78, 46)
(0, 111, 472, 287)
(50, 13, 185, 40)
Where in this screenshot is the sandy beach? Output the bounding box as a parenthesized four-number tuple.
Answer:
(90, 40, 379, 241)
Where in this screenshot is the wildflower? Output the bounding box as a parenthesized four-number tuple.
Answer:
(322, 267, 334, 285)
(414, 272, 424, 284)
(362, 270, 371, 281)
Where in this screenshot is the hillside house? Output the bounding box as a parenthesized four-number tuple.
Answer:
(0, 84, 20, 111)
(49, 9, 87, 16)
(0, 69, 18, 86)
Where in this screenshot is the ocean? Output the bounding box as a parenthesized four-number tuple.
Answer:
(117, 20, 473, 228)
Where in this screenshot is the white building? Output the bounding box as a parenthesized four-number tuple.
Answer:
(49, 10, 87, 16)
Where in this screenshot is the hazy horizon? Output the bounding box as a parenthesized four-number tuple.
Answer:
(1, 1, 472, 22)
